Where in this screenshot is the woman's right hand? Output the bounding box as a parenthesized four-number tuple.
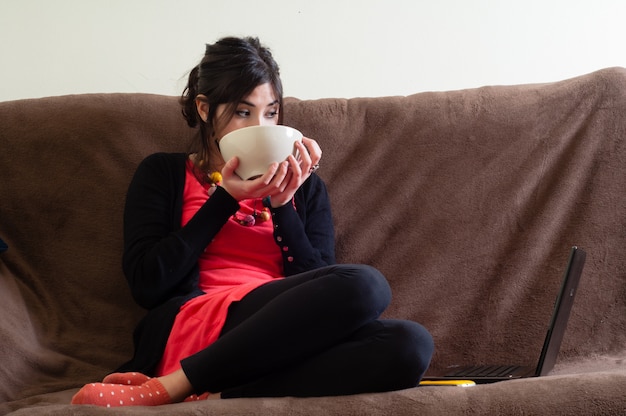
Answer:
(220, 156, 291, 201)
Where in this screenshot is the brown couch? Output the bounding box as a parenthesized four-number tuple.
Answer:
(1, 68, 626, 415)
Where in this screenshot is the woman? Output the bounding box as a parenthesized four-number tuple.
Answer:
(72, 36, 433, 407)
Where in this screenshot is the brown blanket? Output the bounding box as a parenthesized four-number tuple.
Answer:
(284, 69, 626, 372)
(1, 68, 625, 415)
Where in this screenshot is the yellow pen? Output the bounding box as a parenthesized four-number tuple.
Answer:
(419, 380, 476, 387)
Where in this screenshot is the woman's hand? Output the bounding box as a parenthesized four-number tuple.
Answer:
(220, 156, 289, 202)
(267, 137, 321, 207)
(219, 137, 322, 207)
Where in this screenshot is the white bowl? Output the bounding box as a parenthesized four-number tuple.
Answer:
(219, 125, 303, 180)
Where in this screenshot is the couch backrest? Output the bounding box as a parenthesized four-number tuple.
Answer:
(1, 68, 625, 401)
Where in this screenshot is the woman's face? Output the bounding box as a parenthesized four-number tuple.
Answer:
(214, 83, 280, 140)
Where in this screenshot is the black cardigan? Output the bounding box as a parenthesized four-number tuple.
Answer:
(118, 153, 335, 374)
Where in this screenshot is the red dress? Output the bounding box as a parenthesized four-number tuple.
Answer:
(155, 161, 283, 376)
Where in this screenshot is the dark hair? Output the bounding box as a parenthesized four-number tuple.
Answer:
(181, 36, 283, 174)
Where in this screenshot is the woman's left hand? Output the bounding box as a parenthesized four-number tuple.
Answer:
(268, 137, 321, 208)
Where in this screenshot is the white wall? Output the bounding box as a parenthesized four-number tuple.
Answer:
(1, 0, 625, 102)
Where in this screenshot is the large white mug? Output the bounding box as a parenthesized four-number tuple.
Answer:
(219, 125, 303, 180)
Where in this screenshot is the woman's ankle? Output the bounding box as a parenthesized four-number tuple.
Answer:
(157, 369, 195, 402)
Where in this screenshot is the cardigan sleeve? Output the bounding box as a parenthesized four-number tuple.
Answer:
(122, 153, 240, 309)
(269, 174, 336, 275)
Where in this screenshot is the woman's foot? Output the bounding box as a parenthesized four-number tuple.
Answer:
(74, 370, 214, 406)
(184, 392, 212, 401)
(102, 372, 151, 385)
(71, 378, 171, 407)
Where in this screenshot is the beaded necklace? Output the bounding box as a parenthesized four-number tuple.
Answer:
(206, 171, 271, 227)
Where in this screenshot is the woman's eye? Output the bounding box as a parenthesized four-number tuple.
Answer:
(266, 110, 279, 118)
(236, 109, 250, 117)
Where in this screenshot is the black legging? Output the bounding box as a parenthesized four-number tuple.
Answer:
(180, 264, 434, 397)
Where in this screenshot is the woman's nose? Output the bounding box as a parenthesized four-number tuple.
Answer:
(248, 114, 272, 127)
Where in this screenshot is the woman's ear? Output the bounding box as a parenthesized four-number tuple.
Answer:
(195, 95, 209, 122)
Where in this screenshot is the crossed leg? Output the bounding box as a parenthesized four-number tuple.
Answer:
(72, 264, 433, 406)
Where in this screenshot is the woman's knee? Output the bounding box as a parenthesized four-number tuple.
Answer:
(384, 320, 434, 382)
(329, 264, 391, 315)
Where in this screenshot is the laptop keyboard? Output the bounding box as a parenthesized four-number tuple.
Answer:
(448, 365, 522, 378)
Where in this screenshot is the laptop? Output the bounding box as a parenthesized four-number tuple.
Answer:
(422, 246, 586, 384)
